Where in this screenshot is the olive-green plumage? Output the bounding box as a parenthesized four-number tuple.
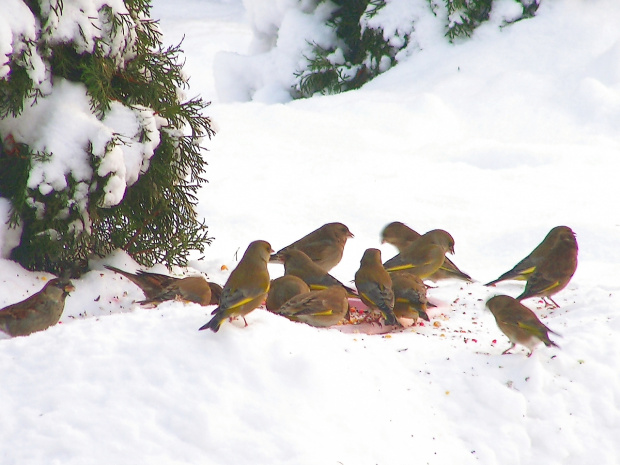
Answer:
(266, 275, 311, 312)
(516, 229, 578, 307)
(199, 240, 273, 332)
(105, 265, 220, 306)
(275, 286, 349, 328)
(382, 222, 472, 282)
(486, 295, 560, 356)
(280, 249, 357, 296)
(0, 278, 74, 337)
(271, 222, 354, 272)
(355, 248, 398, 326)
(139, 276, 212, 306)
(383, 229, 455, 279)
(485, 226, 575, 287)
(391, 271, 430, 323)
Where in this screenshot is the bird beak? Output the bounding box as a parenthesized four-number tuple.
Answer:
(269, 252, 282, 263)
(449, 246, 455, 254)
(64, 283, 76, 293)
(348, 231, 355, 238)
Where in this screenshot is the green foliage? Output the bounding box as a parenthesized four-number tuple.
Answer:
(294, 0, 540, 97)
(0, 0, 214, 277)
(444, 0, 494, 40)
(294, 0, 407, 98)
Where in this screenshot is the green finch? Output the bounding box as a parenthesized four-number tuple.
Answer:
(0, 278, 74, 337)
(485, 226, 575, 287)
(516, 228, 578, 307)
(391, 271, 431, 323)
(105, 265, 220, 305)
(138, 276, 213, 306)
(382, 222, 472, 282)
(383, 229, 455, 279)
(271, 222, 354, 272)
(275, 286, 349, 328)
(199, 240, 273, 332)
(486, 295, 560, 356)
(280, 249, 358, 296)
(266, 275, 311, 312)
(355, 248, 398, 326)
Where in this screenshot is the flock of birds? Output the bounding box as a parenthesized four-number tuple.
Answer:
(0, 222, 578, 356)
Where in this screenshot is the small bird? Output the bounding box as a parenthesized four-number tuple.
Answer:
(104, 265, 219, 306)
(275, 286, 349, 328)
(516, 229, 578, 307)
(199, 240, 273, 332)
(383, 229, 456, 279)
(266, 275, 311, 312)
(207, 282, 224, 305)
(486, 295, 560, 356)
(381, 221, 422, 251)
(355, 248, 398, 326)
(138, 276, 212, 306)
(390, 271, 431, 324)
(382, 222, 472, 282)
(485, 226, 575, 287)
(271, 222, 354, 272)
(280, 249, 358, 296)
(0, 278, 75, 337)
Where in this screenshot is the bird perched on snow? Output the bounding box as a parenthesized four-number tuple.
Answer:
(266, 275, 311, 312)
(390, 271, 431, 324)
(486, 295, 560, 356)
(516, 229, 578, 307)
(383, 229, 456, 279)
(199, 240, 273, 332)
(381, 221, 421, 252)
(104, 265, 218, 306)
(355, 248, 398, 326)
(381, 222, 472, 282)
(0, 278, 74, 337)
(138, 276, 213, 306)
(280, 249, 358, 296)
(484, 226, 575, 287)
(270, 222, 354, 272)
(275, 285, 349, 328)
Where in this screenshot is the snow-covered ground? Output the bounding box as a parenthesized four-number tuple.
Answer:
(2, 0, 620, 463)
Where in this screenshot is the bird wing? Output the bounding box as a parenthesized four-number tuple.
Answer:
(0, 303, 38, 320)
(384, 251, 437, 273)
(519, 271, 561, 300)
(357, 280, 394, 313)
(285, 294, 335, 317)
(213, 284, 268, 315)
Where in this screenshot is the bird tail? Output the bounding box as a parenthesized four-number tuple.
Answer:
(199, 310, 223, 332)
(484, 278, 501, 287)
(545, 338, 560, 349)
(417, 309, 430, 322)
(378, 305, 398, 326)
(104, 265, 131, 277)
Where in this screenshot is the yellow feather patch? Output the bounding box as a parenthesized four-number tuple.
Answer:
(360, 292, 376, 306)
(228, 297, 255, 310)
(311, 310, 334, 316)
(386, 264, 413, 272)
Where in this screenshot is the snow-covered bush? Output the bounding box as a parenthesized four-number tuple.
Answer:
(216, 0, 540, 101)
(0, 0, 214, 276)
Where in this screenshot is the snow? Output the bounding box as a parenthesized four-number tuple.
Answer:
(2, 0, 620, 464)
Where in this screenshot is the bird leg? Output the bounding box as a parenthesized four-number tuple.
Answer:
(501, 343, 516, 355)
(544, 297, 560, 308)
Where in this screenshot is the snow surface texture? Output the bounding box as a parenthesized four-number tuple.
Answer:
(2, 0, 620, 464)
